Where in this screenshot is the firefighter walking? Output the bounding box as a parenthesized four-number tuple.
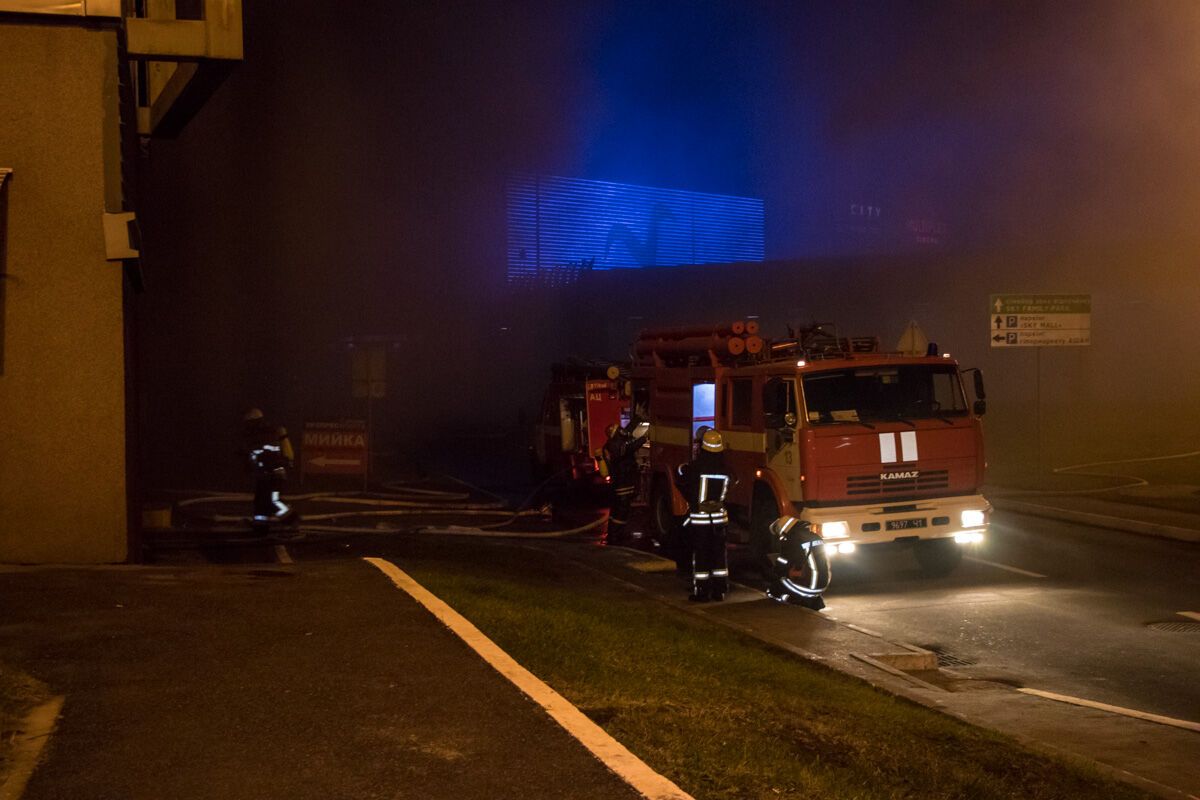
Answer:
(677, 428, 732, 602)
(602, 422, 647, 545)
(241, 408, 296, 532)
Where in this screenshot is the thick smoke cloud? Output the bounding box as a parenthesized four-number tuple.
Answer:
(136, 1, 1200, 488)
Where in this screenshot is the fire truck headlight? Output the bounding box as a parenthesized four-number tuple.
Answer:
(818, 521, 849, 539)
(960, 509, 986, 528)
(954, 531, 984, 544)
(836, 541, 856, 554)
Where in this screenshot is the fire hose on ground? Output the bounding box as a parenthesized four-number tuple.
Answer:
(996, 449, 1200, 497)
(163, 468, 611, 543)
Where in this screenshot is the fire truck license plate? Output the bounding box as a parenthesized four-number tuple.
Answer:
(886, 518, 927, 531)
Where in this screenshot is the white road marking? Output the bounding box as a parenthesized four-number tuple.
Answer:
(274, 545, 293, 565)
(1017, 688, 1200, 734)
(1177, 611, 1200, 623)
(0, 695, 65, 800)
(964, 556, 1046, 578)
(363, 557, 693, 800)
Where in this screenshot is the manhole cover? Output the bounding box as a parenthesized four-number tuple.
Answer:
(1148, 621, 1200, 633)
(919, 644, 978, 667)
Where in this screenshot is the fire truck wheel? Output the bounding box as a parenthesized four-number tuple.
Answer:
(914, 538, 962, 577)
(749, 487, 778, 576)
(650, 480, 682, 560)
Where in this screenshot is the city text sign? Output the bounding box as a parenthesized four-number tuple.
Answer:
(989, 294, 1091, 347)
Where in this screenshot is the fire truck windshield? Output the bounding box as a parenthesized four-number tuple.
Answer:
(801, 364, 968, 425)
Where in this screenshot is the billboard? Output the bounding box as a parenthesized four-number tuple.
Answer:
(506, 174, 764, 286)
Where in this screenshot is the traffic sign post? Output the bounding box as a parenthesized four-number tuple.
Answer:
(988, 293, 1092, 477)
(989, 294, 1091, 348)
(351, 345, 388, 489)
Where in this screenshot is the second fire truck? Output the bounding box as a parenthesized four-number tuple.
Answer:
(634, 322, 990, 576)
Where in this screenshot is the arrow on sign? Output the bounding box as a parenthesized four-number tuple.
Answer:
(310, 456, 362, 467)
(992, 334, 1005, 342)
(993, 298, 1003, 312)
(994, 315, 1002, 329)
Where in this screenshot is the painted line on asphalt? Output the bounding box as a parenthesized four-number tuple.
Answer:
(964, 556, 1047, 579)
(0, 695, 65, 800)
(363, 557, 693, 800)
(1017, 688, 1200, 733)
(274, 545, 293, 565)
(1177, 611, 1200, 623)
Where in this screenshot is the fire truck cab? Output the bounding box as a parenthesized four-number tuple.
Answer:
(636, 323, 990, 576)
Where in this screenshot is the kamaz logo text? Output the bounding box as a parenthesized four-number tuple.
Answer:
(879, 471, 919, 481)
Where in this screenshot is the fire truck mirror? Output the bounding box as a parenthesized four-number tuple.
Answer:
(764, 411, 796, 431)
(968, 368, 986, 400)
(973, 399, 988, 416)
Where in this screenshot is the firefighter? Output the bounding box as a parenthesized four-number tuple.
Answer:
(602, 421, 648, 545)
(241, 408, 296, 532)
(765, 516, 831, 611)
(677, 428, 732, 602)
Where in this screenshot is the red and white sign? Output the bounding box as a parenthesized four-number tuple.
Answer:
(302, 421, 368, 476)
(585, 380, 622, 455)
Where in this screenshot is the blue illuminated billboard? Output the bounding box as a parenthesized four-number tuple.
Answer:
(506, 174, 764, 286)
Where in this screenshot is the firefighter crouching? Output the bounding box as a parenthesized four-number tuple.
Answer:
(241, 408, 296, 532)
(766, 516, 831, 611)
(677, 429, 732, 602)
(602, 421, 648, 545)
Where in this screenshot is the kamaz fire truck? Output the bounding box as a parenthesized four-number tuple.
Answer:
(634, 322, 990, 576)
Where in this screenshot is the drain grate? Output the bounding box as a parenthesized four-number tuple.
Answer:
(1148, 621, 1200, 633)
(919, 644, 978, 667)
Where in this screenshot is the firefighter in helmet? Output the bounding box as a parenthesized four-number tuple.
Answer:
(765, 515, 831, 610)
(677, 428, 732, 602)
(241, 408, 296, 532)
(602, 421, 648, 545)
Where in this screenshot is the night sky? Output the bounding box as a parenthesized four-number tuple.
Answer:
(135, 0, 1200, 486)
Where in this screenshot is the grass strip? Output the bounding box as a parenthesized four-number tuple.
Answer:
(395, 539, 1150, 800)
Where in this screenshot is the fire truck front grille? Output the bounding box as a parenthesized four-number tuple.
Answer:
(846, 470, 950, 496)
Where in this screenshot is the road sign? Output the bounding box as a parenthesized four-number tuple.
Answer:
(302, 420, 368, 476)
(989, 294, 1091, 347)
(352, 346, 387, 398)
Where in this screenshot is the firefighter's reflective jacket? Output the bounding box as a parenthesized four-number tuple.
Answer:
(244, 421, 293, 473)
(678, 449, 731, 525)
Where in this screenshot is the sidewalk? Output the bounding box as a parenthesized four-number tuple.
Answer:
(562, 544, 1200, 800)
(0, 560, 643, 800)
(985, 484, 1200, 543)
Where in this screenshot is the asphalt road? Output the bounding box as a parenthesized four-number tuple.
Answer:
(0, 558, 642, 800)
(811, 510, 1200, 723)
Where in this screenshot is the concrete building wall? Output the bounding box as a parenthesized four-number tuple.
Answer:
(0, 21, 128, 562)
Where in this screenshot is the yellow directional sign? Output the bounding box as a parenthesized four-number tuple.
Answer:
(989, 294, 1091, 347)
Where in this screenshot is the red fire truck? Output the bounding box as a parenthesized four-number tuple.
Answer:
(531, 359, 630, 484)
(635, 322, 990, 576)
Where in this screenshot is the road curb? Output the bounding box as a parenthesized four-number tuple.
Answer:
(0, 695, 64, 800)
(992, 498, 1200, 543)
